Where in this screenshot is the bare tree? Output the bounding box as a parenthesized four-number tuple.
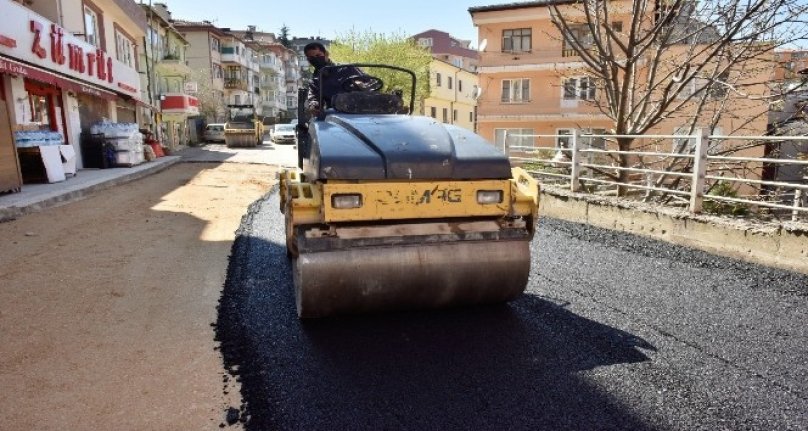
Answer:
(549, 0, 808, 195)
(188, 68, 225, 123)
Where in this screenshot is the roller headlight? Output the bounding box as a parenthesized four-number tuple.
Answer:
(477, 190, 503, 204)
(331, 194, 363, 209)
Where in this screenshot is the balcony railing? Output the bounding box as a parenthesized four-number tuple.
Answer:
(561, 48, 578, 57)
(224, 78, 248, 90)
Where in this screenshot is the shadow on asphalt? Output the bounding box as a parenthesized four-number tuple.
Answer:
(216, 200, 659, 430)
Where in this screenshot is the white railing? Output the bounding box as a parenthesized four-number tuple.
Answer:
(504, 130, 808, 222)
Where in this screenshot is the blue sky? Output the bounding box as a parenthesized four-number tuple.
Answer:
(157, 1, 489, 46)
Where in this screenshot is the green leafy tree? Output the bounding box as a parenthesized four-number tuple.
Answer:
(328, 30, 433, 113)
(278, 25, 291, 48)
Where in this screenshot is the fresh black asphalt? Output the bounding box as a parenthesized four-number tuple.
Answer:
(215, 188, 808, 430)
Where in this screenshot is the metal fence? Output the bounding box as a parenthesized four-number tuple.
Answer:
(504, 130, 808, 222)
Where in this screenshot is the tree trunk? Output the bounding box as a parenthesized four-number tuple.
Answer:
(616, 136, 632, 196)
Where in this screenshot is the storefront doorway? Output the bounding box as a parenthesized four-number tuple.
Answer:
(116, 100, 136, 124)
(77, 93, 109, 133)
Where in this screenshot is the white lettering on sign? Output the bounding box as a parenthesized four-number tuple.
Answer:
(0, 58, 29, 75)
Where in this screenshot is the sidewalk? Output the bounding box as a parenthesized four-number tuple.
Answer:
(0, 154, 181, 222)
(0, 143, 296, 223)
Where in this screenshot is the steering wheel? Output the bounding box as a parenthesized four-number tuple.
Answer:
(341, 75, 384, 92)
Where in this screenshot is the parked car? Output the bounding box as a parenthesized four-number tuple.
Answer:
(203, 123, 226, 143)
(272, 124, 297, 144)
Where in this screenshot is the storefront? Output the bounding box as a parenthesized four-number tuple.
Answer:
(0, 0, 143, 188)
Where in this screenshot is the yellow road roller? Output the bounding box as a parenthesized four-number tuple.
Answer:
(279, 65, 539, 318)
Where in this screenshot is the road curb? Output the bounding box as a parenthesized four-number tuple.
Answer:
(0, 157, 181, 222)
(539, 186, 808, 275)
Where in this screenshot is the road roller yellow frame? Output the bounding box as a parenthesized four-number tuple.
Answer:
(280, 167, 539, 238)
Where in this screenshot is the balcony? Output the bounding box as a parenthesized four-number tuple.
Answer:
(155, 56, 191, 76)
(220, 49, 248, 66)
(224, 78, 248, 91)
(160, 93, 199, 116)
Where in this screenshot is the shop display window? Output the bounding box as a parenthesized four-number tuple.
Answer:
(29, 94, 52, 130)
(23, 80, 67, 139)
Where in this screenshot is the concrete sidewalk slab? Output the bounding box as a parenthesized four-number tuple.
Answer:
(0, 142, 297, 223)
(0, 156, 181, 222)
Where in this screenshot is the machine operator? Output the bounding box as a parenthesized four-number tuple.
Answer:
(303, 42, 367, 116)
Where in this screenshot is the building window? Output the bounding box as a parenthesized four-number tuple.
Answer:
(672, 126, 696, 151)
(448, 77, 453, 90)
(147, 27, 163, 60)
(556, 129, 573, 148)
(452, 109, 457, 122)
(581, 128, 606, 149)
(418, 38, 433, 47)
(234, 94, 241, 105)
(436, 73, 442, 87)
(115, 29, 134, 67)
(83, 6, 100, 47)
(707, 71, 730, 99)
(501, 78, 530, 103)
(430, 106, 436, 118)
(676, 79, 697, 99)
(611, 21, 623, 33)
(442, 108, 448, 123)
(672, 126, 721, 152)
(563, 77, 596, 101)
(458, 80, 463, 92)
(554, 128, 606, 150)
(213, 64, 223, 79)
(28, 94, 53, 129)
(452, 58, 463, 68)
(211, 37, 220, 52)
(469, 111, 473, 122)
(502, 28, 531, 53)
(563, 24, 594, 57)
(494, 128, 535, 151)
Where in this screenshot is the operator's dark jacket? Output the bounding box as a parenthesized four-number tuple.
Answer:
(306, 62, 365, 110)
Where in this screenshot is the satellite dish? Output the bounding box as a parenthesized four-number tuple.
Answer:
(478, 38, 488, 52)
(471, 85, 483, 100)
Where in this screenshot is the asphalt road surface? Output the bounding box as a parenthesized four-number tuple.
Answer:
(217, 189, 808, 431)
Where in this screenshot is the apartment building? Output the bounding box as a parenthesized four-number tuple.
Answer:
(0, 0, 146, 191)
(216, 29, 259, 115)
(141, 3, 198, 149)
(412, 30, 480, 132)
(468, 1, 771, 154)
(422, 59, 479, 131)
(264, 42, 301, 121)
(233, 29, 301, 122)
(172, 20, 226, 122)
(411, 29, 479, 73)
(255, 44, 292, 121)
(771, 50, 808, 126)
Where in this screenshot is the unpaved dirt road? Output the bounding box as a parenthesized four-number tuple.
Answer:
(0, 161, 277, 430)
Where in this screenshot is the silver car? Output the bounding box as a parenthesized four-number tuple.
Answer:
(203, 123, 226, 143)
(272, 124, 297, 144)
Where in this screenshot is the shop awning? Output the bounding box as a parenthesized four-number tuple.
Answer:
(1, 55, 117, 101)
